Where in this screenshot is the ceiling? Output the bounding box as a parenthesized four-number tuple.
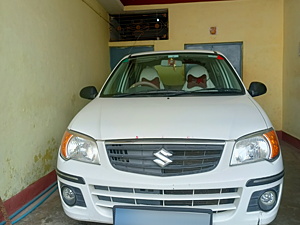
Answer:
(120, 0, 225, 6)
(97, 0, 230, 14)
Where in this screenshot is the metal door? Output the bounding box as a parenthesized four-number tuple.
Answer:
(110, 46, 154, 70)
(185, 43, 243, 77)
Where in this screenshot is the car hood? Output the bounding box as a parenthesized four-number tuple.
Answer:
(68, 95, 270, 141)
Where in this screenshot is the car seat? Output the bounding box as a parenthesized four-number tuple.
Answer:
(182, 65, 214, 91)
(139, 67, 164, 89)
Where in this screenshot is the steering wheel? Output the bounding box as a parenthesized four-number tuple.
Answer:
(129, 81, 159, 89)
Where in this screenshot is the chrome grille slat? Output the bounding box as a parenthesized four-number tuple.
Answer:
(109, 154, 221, 160)
(91, 185, 241, 213)
(111, 161, 217, 169)
(92, 191, 240, 201)
(171, 154, 221, 160)
(106, 141, 224, 176)
(95, 201, 237, 212)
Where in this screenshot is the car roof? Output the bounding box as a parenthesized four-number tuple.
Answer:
(129, 50, 222, 57)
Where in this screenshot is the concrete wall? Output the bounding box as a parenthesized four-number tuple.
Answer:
(0, 0, 110, 201)
(283, 0, 300, 140)
(1, 0, 297, 203)
(110, 0, 284, 130)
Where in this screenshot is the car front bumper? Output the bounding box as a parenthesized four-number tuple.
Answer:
(56, 140, 284, 225)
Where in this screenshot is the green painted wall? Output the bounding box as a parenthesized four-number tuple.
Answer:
(283, 0, 300, 140)
(0, 0, 110, 201)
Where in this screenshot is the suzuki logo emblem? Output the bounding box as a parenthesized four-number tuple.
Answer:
(153, 148, 173, 168)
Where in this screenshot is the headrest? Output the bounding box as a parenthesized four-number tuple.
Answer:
(186, 65, 209, 79)
(182, 65, 214, 90)
(140, 67, 164, 89)
(140, 67, 160, 81)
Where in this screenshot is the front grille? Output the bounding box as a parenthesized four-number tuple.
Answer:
(106, 141, 224, 176)
(91, 185, 240, 213)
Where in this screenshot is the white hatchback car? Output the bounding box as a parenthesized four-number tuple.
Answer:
(57, 50, 284, 225)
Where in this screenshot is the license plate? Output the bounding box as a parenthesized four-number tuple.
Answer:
(113, 206, 212, 225)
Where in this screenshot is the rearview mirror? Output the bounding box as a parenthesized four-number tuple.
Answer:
(248, 82, 267, 97)
(161, 59, 183, 67)
(80, 86, 98, 100)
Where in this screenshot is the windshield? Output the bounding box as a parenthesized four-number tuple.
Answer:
(100, 52, 245, 97)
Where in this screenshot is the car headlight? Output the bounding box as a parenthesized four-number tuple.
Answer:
(60, 130, 100, 164)
(230, 129, 280, 166)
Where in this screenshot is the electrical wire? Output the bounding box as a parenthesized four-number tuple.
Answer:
(82, 0, 117, 29)
(0, 182, 58, 225)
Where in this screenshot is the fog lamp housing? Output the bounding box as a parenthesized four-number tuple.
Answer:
(62, 186, 76, 206)
(258, 190, 277, 211)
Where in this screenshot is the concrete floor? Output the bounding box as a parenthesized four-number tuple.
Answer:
(13, 141, 300, 225)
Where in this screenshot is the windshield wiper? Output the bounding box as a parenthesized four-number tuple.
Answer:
(112, 88, 243, 97)
(112, 90, 179, 98)
(211, 88, 243, 93)
(168, 88, 243, 96)
(112, 92, 145, 97)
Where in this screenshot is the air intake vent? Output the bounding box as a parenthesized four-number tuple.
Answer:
(110, 10, 168, 42)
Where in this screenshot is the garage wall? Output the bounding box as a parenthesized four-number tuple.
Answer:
(110, 0, 284, 130)
(0, 0, 110, 201)
(283, 0, 300, 140)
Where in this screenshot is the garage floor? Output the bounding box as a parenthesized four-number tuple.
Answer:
(11, 141, 300, 225)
